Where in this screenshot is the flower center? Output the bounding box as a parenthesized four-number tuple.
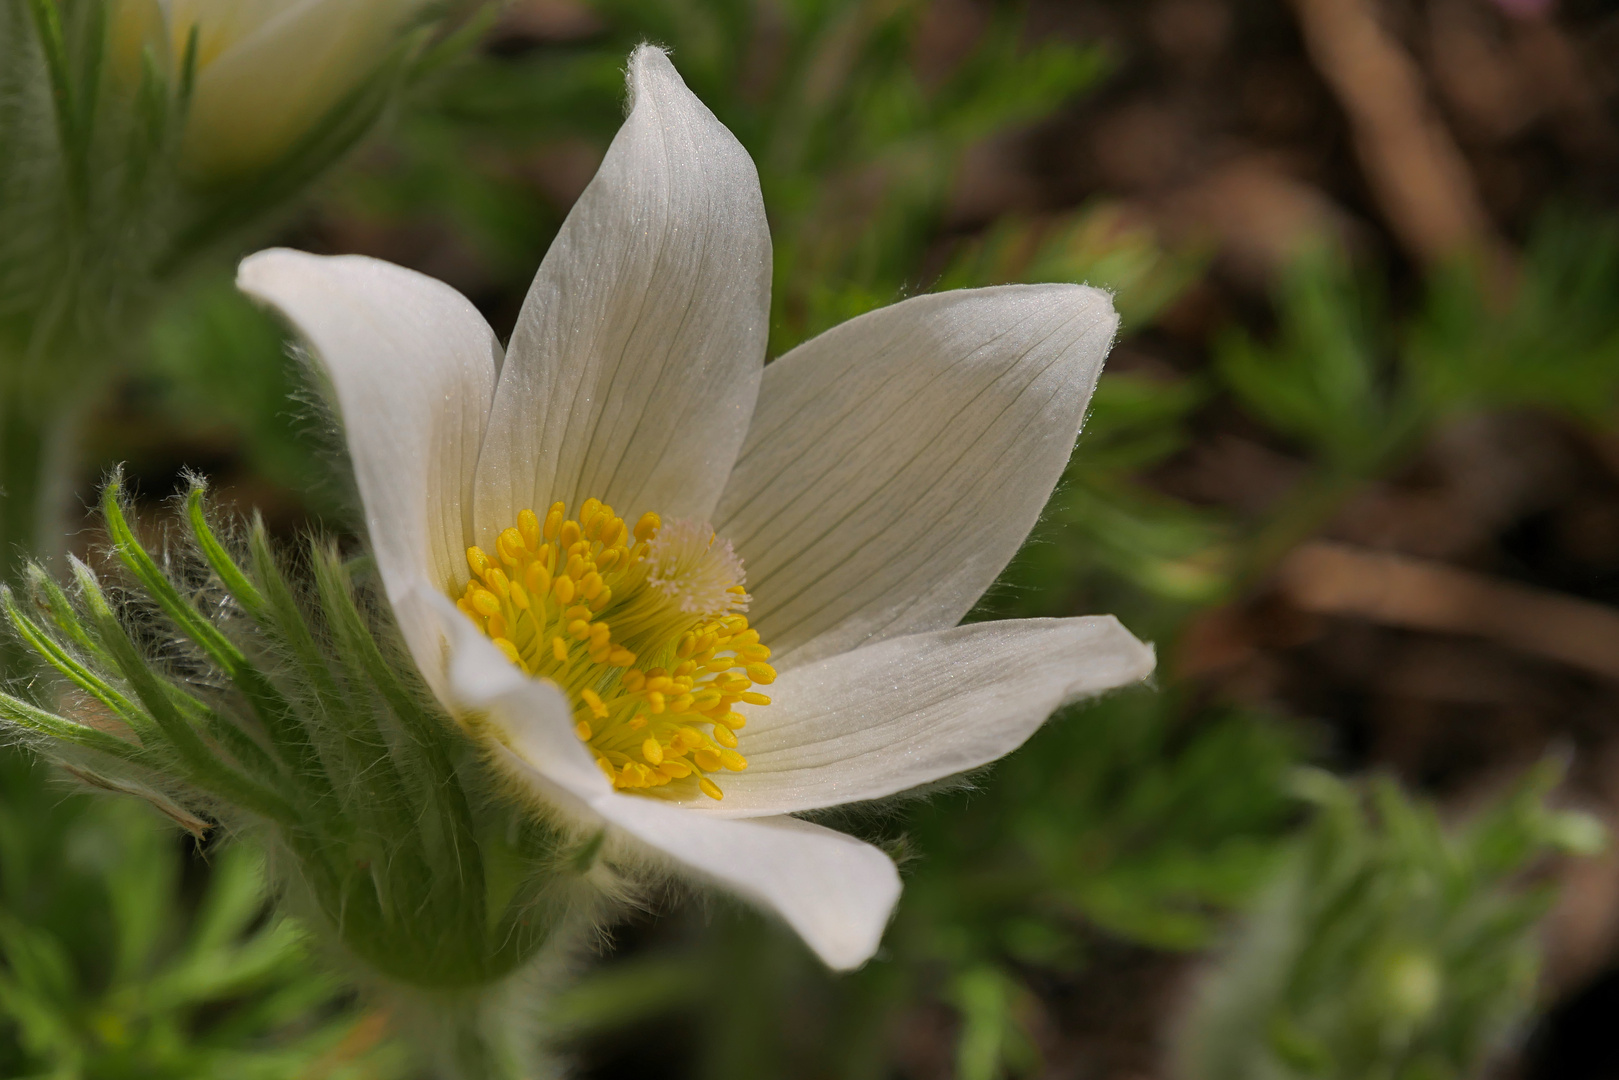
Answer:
(455, 498, 774, 800)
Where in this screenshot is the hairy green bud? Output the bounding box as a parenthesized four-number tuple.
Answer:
(0, 474, 622, 1077)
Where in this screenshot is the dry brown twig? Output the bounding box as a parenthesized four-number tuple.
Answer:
(1279, 541, 1619, 682)
(1289, 0, 1513, 276)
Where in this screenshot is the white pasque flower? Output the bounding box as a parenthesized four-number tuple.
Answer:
(237, 46, 1154, 971)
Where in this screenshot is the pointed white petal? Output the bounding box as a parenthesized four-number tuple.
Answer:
(425, 591, 899, 969)
(239, 249, 499, 690)
(582, 798, 900, 970)
(689, 616, 1154, 818)
(716, 285, 1117, 668)
(473, 45, 770, 538)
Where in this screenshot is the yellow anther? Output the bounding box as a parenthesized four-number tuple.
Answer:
(494, 528, 521, 565)
(483, 567, 511, 598)
(590, 588, 612, 612)
(596, 758, 616, 782)
(492, 637, 521, 665)
(737, 644, 771, 661)
(568, 619, 591, 640)
(553, 575, 575, 604)
(581, 688, 609, 719)
(486, 614, 508, 639)
(470, 589, 501, 617)
(634, 511, 661, 542)
(551, 637, 569, 663)
(723, 711, 746, 730)
(466, 546, 491, 578)
(694, 747, 722, 772)
(581, 571, 604, 600)
(608, 647, 636, 667)
(712, 724, 738, 748)
(518, 508, 542, 550)
(647, 692, 666, 714)
(623, 670, 646, 692)
(739, 692, 770, 706)
(659, 760, 692, 779)
(560, 520, 581, 548)
(642, 738, 664, 766)
(543, 502, 565, 540)
(575, 720, 593, 740)
(590, 623, 611, 645)
(508, 582, 530, 610)
(698, 777, 723, 800)
(720, 749, 747, 772)
(745, 663, 777, 685)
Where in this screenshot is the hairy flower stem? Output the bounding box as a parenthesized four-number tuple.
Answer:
(434, 992, 552, 1080)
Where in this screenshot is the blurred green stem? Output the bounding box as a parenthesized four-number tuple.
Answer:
(403, 985, 562, 1080)
(0, 374, 80, 581)
(0, 360, 92, 679)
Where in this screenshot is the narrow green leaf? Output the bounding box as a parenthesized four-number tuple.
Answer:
(100, 480, 325, 789)
(69, 557, 301, 828)
(0, 690, 150, 766)
(2, 585, 158, 744)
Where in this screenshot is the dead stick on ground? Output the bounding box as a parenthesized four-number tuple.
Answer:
(1289, 0, 1512, 275)
(1279, 541, 1619, 682)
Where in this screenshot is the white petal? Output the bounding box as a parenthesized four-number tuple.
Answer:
(691, 616, 1154, 818)
(238, 250, 499, 692)
(425, 591, 900, 970)
(581, 797, 900, 970)
(715, 285, 1117, 668)
(473, 45, 770, 539)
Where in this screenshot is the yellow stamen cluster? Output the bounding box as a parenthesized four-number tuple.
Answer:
(455, 498, 775, 800)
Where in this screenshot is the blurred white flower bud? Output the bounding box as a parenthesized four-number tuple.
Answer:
(111, 0, 429, 179)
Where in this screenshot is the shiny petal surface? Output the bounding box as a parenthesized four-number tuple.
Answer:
(473, 45, 771, 540)
(430, 593, 900, 970)
(686, 616, 1155, 818)
(239, 250, 499, 689)
(715, 285, 1118, 668)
